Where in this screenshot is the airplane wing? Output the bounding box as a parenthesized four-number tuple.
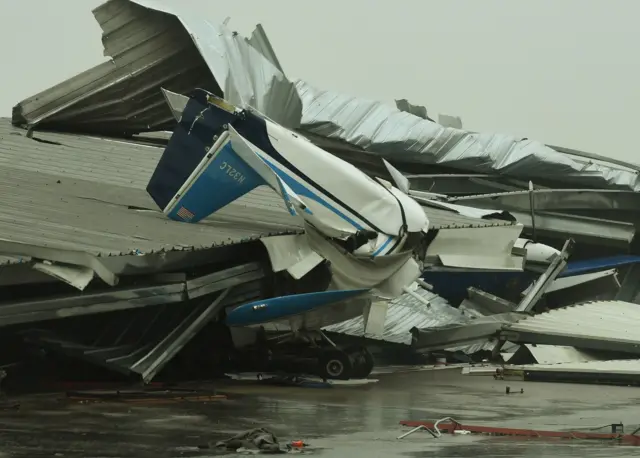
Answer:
(225, 289, 370, 327)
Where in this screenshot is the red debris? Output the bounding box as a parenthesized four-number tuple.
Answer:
(399, 420, 640, 445)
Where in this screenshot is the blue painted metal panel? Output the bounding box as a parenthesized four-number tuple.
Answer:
(147, 89, 238, 211)
(560, 255, 640, 277)
(166, 140, 265, 223)
(225, 289, 369, 327)
(422, 255, 640, 306)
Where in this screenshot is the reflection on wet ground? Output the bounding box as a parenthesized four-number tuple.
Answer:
(1, 369, 640, 457)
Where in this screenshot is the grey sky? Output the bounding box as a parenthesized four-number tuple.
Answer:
(1, 0, 638, 163)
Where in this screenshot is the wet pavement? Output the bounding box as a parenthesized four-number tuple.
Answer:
(1, 368, 640, 457)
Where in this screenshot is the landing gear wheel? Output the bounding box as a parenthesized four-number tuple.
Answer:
(318, 350, 352, 380)
(346, 346, 374, 379)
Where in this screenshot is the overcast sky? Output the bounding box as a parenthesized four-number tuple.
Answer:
(1, 0, 638, 163)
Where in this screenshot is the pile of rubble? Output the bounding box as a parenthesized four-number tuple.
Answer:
(1, 0, 639, 389)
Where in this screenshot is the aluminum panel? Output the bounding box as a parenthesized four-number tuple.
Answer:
(296, 80, 640, 192)
(507, 300, 640, 345)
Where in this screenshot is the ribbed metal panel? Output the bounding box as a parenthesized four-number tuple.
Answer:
(324, 288, 465, 345)
(12, 0, 301, 134)
(296, 80, 640, 192)
(507, 300, 640, 344)
(0, 118, 300, 261)
(12, 0, 218, 134)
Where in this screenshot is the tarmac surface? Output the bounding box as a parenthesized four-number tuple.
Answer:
(0, 367, 639, 457)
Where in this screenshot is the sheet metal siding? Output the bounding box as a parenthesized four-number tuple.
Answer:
(324, 288, 466, 345)
(0, 119, 295, 211)
(506, 210, 635, 245)
(295, 80, 640, 192)
(13, 0, 218, 133)
(0, 118, 504, 269)
(0, 119, 301, 260)
(13, 0, 639, 194)
(0, 169, 298, 257)
(450, 189, 640, 213)
(507, 300, 640, 343)
(0, 119, 491, 234)
(13, 0, 301, 134)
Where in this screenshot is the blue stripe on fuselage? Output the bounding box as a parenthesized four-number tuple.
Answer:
(372, 235, 393, 255)
(261, 156, 365, 230)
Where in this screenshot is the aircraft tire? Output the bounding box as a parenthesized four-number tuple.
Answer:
(346, 346, 374, 379)
(318, 350, 352, 380)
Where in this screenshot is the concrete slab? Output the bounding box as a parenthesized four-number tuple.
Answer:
(0, 370, 639, 457)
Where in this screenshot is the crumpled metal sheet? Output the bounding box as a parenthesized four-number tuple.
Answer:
(323, 286, 498, 354)
(131, 0, 302, 128)
(324, 288, 467, 345)
(395, 99, 431, 121)
(13, 0, 302, 133)
(295, 80, 640, 192)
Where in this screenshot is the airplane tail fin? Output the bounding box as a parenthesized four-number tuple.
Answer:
(146, 90, 266, 223)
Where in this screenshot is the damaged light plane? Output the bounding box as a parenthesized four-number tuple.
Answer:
(146, 86, 564, 379)
(146, 88, 437, 379)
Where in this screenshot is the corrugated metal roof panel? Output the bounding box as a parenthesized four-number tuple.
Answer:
(0, 118, 297, 216)
(13, 0, 218, 133)
(13, 0, 301, 134)
(0, 117, 515, 267)
(324, 288, 466, 345)
(0, 119, 502, 232)
(0, 118, 301, 260)
(506, 300, 640, 344)
(0, 119, 163, 188)
(295, 80, 640, 192)
(0, 168, 298, 257)
(450, 188, 640, 213)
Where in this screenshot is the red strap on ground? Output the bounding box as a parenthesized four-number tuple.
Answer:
(399, 420, 640, 445)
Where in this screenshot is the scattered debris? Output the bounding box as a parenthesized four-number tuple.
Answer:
(399, 419, 640, 445)
(215, 428, 286, 453)
(505, 386, 524, 395)
(1, 0, 640, 389)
